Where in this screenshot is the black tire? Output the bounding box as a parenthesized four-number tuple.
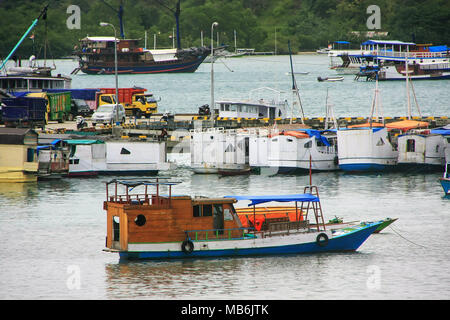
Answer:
(316, 233, 329, 247)
(181, 240, 194, 254)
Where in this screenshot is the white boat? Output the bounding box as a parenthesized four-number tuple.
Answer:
(66, 139, 172, 177)
(266, 129, 338, 174)
(190, 128, 251, 175)
(216, 87, 290, 120)
(358, 40, 450, 80)
(337, 127, 399, 172)
(190, 127, 222, 174)
(397, 129, 446, 172)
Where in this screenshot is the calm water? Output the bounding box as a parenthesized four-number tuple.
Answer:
(1, 56, 449, 300)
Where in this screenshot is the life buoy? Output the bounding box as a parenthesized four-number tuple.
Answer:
(316, 233, 329, 247)
(181, 239, 194, 254)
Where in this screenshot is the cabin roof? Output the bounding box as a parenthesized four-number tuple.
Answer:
(225, 194, 319, 206)
(0, 128, 37, 145)
(361, 40, 415, 46)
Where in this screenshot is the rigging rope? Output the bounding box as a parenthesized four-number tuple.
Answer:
(388, 225, 427, 248)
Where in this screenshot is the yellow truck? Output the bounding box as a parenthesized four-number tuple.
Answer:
(99, 88, 158, 118)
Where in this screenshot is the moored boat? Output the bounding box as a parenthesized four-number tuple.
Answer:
(440, 162, 450, 195)
(103, 180, 383, 260)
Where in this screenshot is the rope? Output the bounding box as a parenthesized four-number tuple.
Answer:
(388, 225, 427, 248)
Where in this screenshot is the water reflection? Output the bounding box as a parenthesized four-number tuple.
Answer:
(103, 251, 375, 299)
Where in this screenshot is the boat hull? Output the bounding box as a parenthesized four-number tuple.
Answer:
(339, 162, 397, 172)
(116, 222, 382, 260)
(80, 56, 206, 75)
(440, 178, 450, 195)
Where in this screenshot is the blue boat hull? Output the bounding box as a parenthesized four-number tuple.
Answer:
(119, 222, 382, 260)
(440, 178, 450, 195)
(339, 163, 397, 172)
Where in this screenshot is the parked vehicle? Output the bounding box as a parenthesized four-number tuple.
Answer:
(26, 91, 71, 123)
(1, 96, 47, 129)
(100, 87, 158, 118)
(71, 99, 92, 119)
(91, 104, 126, 126)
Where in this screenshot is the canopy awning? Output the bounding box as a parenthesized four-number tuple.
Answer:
(225, 194, 319, 206)
(65, 139, 105, 145)
(385, 120, 429, 132)
(348, 122, 385, 128)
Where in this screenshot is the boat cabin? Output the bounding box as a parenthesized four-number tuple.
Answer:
(216, 87, 289, 119)
(0, 127, 38, 182)
(104, 179, 244, 253)
(103, 179, 329, 259)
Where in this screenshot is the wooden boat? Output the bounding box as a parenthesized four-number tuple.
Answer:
(317, 76, 344, 82)
(72, 4, 210, 75)
(103, 180, 383, 260)
(440, 162, 450, 195)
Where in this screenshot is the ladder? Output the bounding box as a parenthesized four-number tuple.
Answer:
(303, 185, 326, 231)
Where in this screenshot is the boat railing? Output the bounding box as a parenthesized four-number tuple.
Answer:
(185, 227, 254, 241)
(375, 50, 448, 59)
(105, 178, 181, 207)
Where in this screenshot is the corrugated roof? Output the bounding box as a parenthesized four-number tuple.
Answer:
(0, 128, 37, 145)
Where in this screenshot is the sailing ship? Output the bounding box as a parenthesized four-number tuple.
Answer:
(72, 1, 210, 74)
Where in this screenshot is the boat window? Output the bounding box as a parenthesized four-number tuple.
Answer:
(376, 138, 385, 146)
(435, 145, 439, 153)
(304, 141, 312, 148)
(287, 138, 293, 142)
(120, 148, 131, 155)
(193, 205, 201, 217)
(134, 214, 146, 227)
(26, 148, 35, 162)
(316, 139, 326, 147)
(203, 204, 213, 217)
(406, 139, 415, 152)
(193, 204, 213, 217)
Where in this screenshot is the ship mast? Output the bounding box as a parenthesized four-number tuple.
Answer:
(100, 0, 125, 38)
(153, 0, 182, 50)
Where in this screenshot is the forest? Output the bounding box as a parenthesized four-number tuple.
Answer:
(0, 0, 449, 59)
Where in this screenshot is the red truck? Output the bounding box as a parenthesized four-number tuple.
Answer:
(99, 87, 158, 118)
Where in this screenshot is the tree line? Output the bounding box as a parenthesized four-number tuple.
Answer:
(0, 0, 448, 60)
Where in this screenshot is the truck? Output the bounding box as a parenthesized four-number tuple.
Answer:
(99, 87, 158, 118)
(1, 96, 48, 129)
(44, 88, 100, 116)
(26, 91, 71, 123)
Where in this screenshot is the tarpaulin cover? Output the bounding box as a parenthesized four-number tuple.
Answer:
(429, 45, 448, 52)
(431, 124, 450, 135)
(225, 194, 319, 206)
(294, 129, 334, 146)
(385, 120, 429, 132)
